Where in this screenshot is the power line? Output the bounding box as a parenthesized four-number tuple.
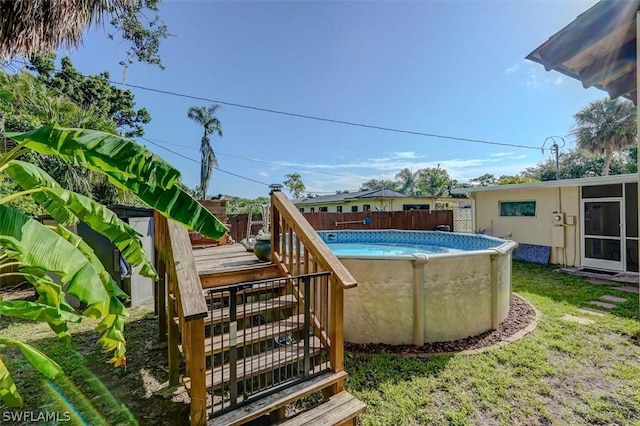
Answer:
(145, 136, 371, 180)
(4, 62, 272, 188)
(12, 59, 543, 150)
(112, 80, 541, 150)
(140, 137, 270, 186)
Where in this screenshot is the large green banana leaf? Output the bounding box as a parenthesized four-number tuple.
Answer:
(6, 125, 180, 188)
(0, 358, 21, 407)
(0, 340, 63, 407)
(0, 205, 109, 306)
(17, 267, 84, 342)
(103, 169, 228, 238)
(0, 300, 80, 323)
(7, 125, 228, 239)
(52, 226, 128, 366)
(6, 160, 157, 278)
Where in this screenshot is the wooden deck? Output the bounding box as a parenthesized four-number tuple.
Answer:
(193, 243, 264, 275)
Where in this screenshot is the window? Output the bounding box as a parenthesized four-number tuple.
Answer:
(363, 204, 371, 212)
(499, 201, 536, 217)
(310, 207, 315, 212)
(319, 207, 328, 212)
(351, 206, 358, 212)
(299, 208, 304, 213)
(336, 206, 343, 213)
(582, 184, 622, 198)
(403, 204, 430, 211)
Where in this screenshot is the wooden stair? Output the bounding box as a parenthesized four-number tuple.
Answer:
(209, 371, 355, 426)
(183, 337, 325, 391)
(156, 195, 364, 426)
(277, 391, 366, 426)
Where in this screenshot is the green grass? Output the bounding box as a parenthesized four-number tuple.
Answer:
(1, 262, 638, 425)
(345, 262, 640, 425)
(0, 305, 188, 426)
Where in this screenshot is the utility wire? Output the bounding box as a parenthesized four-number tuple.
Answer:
(145, 136, 371, 180)
(13, 58, 542, 150)
(5, 62, 272, 187)
(112, 80, 541, 150)
(140, 137, 271, 186)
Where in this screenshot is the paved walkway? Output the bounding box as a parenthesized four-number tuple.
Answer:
(558, 267, 637, 316)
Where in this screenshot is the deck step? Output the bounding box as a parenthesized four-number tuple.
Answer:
(277, 391, 366, 426)
(174, 294, 298, 328)
(204, 278, 287, 301)
(183, 337, 324, 391)
(195, 314, 306, 356)
(209, 370, 348, 426)
(200, 263, 282, 288)
(208, 294, 297, 324)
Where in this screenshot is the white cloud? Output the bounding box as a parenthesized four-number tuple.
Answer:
(525, 65, 540, 88)
(263, 150, 542, 196)
(392, 151, 419, 159)
(505, 60, 566, 89)
(258, 171, 269, 177)
(505, 64, 519, 74)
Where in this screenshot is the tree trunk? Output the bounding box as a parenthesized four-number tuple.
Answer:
(602, 143, 613, 176)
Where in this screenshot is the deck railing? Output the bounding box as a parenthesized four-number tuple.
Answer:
(154, 212, 208, 426)
(206, 272, 332, 418)
(270, 191, 357, 385)
(154, 192, 357, 425)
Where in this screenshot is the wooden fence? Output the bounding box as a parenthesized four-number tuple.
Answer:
(228, 210, 453, 242)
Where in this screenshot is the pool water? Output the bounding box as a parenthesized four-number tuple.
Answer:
(328, 242, 463, 256)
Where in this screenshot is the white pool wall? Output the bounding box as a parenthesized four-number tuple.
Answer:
(317, 230, 517, 344)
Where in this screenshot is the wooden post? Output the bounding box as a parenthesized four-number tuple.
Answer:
(189, 318, 207, 426)
(636, 12, 640, 317)
(329, 276, 344, 393)
(157, 259, 167, 342)
(167, 281, 180, 386)
(154, 211, 168, 342)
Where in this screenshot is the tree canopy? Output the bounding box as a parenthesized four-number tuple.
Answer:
(572, 98, 636, 176)
(283, 173, 306, 199)
(29, 55, 151, 138)
(1, 0, 168, 70)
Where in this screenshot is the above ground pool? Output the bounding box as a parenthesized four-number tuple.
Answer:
(317, 230, 518, 345)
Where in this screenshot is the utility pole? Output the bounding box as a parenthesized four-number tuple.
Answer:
(543, 136, 565, 180)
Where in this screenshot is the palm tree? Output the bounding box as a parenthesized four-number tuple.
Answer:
(187, 104, 223, 199)
(572, 98, 637, 176)
(0, 0, 133, 60)
(395, 168, 417, 196)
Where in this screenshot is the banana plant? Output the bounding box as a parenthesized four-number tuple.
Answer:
(0, 124, 229, 406)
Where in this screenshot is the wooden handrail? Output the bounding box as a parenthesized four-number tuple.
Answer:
(166, 220, 208, 320)
(154, 212, 208, 426)
(271, 192, 357, 289)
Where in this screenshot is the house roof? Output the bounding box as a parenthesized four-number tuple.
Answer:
(526, 0, 640, 104)
(294, 188, 408, 205)
(452, 173, 638, 195)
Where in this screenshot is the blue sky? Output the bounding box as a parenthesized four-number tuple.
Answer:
(60, 0, 604, 199)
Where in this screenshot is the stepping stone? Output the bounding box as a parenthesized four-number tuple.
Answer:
(587, 301, 616, 309)
(600, 295, 627, 303)
(587, 278, 615, 286)
(561, 314, 594, 325)
(578, 307, 608, 316)
(612, 286, 639, 294)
